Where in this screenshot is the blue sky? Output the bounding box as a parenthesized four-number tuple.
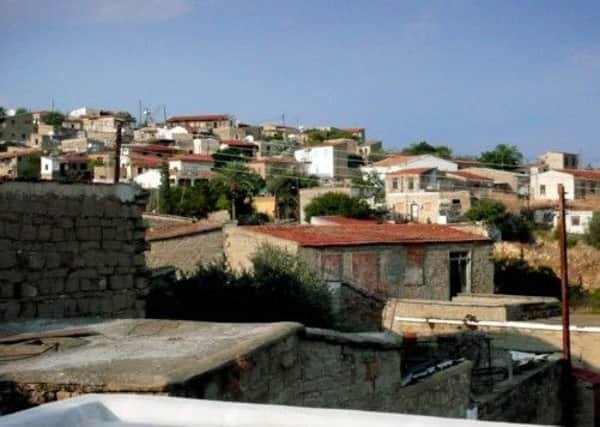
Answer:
(1, 0, 600, 164)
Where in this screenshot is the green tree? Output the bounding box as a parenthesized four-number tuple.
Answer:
(15, 107, 29, 115)
(367, 146, 387, 163)
(304, 192, 372, 222)
(211, 162, 264, 220)
(116, 111, 136, 124)
(158, 162, 173, 214)
(42, 111, 65, 127)
(0, 106, 6, 120)
(465, 198, 533, 242)
(303, 128, 358, 145)
(479, 144, 523, 169)
(352, 172, 385, 204)
(19, 152, 41, 179)
(266, 171, 319, 220)
(212, 147, 253, 169)
(401, 141, 452, 159)
(170, 181, 216, 218)
(584, 211, 600, 249)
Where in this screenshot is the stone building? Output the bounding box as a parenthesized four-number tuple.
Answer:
(225, 220, 494, 300)
(0, 182, 150, 320)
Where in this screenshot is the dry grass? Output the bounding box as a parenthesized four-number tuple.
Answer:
(495, 238, 600, 291)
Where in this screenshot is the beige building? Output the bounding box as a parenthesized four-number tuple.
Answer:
(166, 114, 233, 132)
(461, 167, 529, 193)
(0, 111, 53, 148)
(385, 168, 439, 193)
(224, 221, 493, 300)
(538, 151, 579, 170)
(531, 168, 600, 200)
(168, 154, 214, 186)
(247, 157, 298, 179)
(386, 190, 471, 224)
(0, 148, 40, 179)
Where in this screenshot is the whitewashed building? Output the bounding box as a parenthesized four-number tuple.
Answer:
(294, 145, 350, 179)
(361, 154, 458, 182)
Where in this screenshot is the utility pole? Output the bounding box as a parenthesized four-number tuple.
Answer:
(113, 121, 123, 184)
(296, 176, 301, 223)
(558, 184, 571, 364)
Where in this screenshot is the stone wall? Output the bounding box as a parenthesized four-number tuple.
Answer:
(329, 282, 384, 332)
(0, 182, 149, 320)
(0, 322, 472, 419)
(146, 226, 224, 275)
(175, 328, 472, 418)
(474, 359, 563, 425)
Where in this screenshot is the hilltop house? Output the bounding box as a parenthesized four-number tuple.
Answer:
(168, 154, 214, 186)
(225, 220, 493, 300)
(531, 169, 600, 200)
(361, 154, 458, 182)
(294, 145, 351, 180)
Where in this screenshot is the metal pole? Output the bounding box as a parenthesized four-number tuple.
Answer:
(558, 184, 571, 364)
(114, 122, 122, 184)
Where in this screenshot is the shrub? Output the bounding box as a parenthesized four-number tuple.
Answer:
(465, 199, 533, 243)
(584, 211, 600, 249)
(146, 245, 334, 328)
(494, 257, 561, 298)
(304, 192, 372, 222)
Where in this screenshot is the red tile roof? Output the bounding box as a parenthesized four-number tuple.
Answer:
(572, 368, 600, 385)
(0, 148, 39, 160)
(221, 140, 258, 149)
(146, 222, 224, 241)
(560, 169, 600, 182)
(170, 154, 214, 163)
(167, 114, 230, 123)
(314, 216, 380, 226)
(454, 159, 484, 168)
(387, 167, 434, 176)
(128, 144, 180, 154)
(130, 154, 163, 168)
(447, 171, 493, 181)
(244, 223, 490, 247)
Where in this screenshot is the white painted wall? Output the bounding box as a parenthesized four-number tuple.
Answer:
(553, 210, 594, 234)
(134, 169, 162, 189)
(294, 146, 336, 178)
(362, 155, 458, 181)
(531, 170, 575, 200)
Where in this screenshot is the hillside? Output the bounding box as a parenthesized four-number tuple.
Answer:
(495, 239, 600, 291)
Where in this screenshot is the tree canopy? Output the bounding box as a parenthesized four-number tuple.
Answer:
(15, 107, 29, 115)
(585, 211, 600, 249)
(266, 171, 319, 220)
(211, 162, 264, 220)
(465, 198, 533, 242)
(304, 192, 372, 222)
(479, 144, 523, 169)
(401, 141, 452, 159)
(303, 128, 359, 144)
(42, 111, 65, 127)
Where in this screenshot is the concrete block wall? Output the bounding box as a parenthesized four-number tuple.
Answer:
(0, 182, 150, 320)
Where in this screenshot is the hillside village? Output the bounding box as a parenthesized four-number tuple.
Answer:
(2, 106, 600, 426)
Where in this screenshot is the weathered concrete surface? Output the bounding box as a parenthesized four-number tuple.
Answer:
(0, 319, 302, 388)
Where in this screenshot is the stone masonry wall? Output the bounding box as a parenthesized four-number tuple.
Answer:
(0, 182, 149, 320)
(175, 329, 472, 418)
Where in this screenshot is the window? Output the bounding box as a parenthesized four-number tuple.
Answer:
(540, 185, 546, 196)
(44, 164, 49, 171)
(137, 167, 143, 174)
(571, 216, 580, 226)
(407, 177, 414, 191)
(392, 178, 398, 190)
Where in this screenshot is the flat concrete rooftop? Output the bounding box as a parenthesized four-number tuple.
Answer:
(0, 319, 302, 390)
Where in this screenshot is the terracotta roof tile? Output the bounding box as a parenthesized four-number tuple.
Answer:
(244, 222, 490, 247)
(221, 140, 258, 149)
(146, 222, 224, 241)
(560, 168, 600, 182)
(128, 144, 180, 154)
(387, 167, 435, 176)
(167, 114, 229, 123)
(170, 154, 214, 163)
(130, 154, 163, 168)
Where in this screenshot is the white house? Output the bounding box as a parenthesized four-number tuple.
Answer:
(169, 154, 214, 186)
(530, 169, 600, 201)
(294, 145, 349, 179)
(361, 154, 458, 182)
(553, 210, 594, 235)
(134, 169, 162, 190)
